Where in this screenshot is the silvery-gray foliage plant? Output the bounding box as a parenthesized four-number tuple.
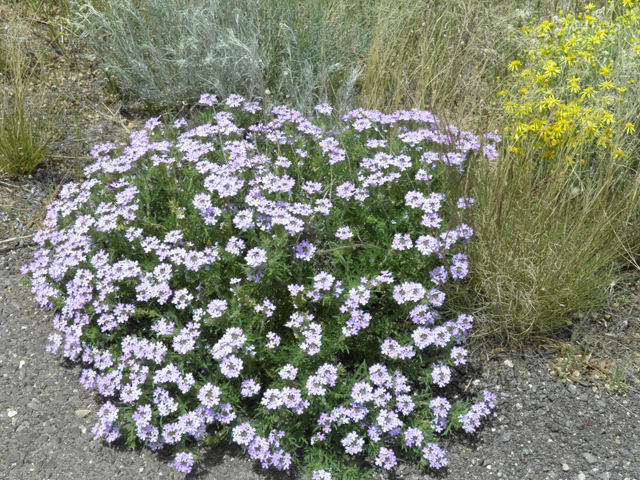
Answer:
(22, 94, 499, 479)
(70, 0, 367, 117)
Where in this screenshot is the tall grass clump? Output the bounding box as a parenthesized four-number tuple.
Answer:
(69, 0, 373, 117)
(448, 0, 640, 347)
(0, 9, 59, 177)
(360, 0, 528, 134)
(21, 94, 499, 478)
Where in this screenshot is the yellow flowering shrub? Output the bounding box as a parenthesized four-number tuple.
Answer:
(500, 0, 640, 167)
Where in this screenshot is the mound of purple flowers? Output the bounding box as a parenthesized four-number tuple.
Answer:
(21, 94, 499, 478)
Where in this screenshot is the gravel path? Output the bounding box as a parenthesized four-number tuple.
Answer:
(1, 245, 639, 480)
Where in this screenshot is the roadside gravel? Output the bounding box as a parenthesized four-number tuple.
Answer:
(1, 245, 639, 480)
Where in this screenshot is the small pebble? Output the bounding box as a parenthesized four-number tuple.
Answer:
(562, 463, 570, 471)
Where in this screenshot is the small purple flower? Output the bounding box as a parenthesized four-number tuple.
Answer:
(335, 226, 353, 240)
(306, 375, 326, 396)
(220, 355, 243, 378)
(369, 364, 392, 388)
(241, 379, 261, 397)
(351, 382, 373, 403)
(199, 93, 218, 106)
(261, 389, 284, 410)
(342, 431, 364, 455)
(232, 422, 257, 446)
(226, 236, 246, 255)
(265, 332, 280, 349)
(391, 233, 412, 251)
(336, 182, 357, 200)
(312, 469, 332, 480)
(233, 210, 254, 231)
(279, 364, 298, 381)
(450, 346, 468, 366)
(302, 181, 323, 195)
(422, 443, 448, 469)
(450, 253, 469, 280)
(457, 197, 474, 209)
(313, 272, 335, 291)
(314, 103, 333, 115)
(207, 299, 228, 319)
(375, 447, 397, 470)
(431, 362, 452, 388)
(429, 266, 448, 285)
(151, 317, 175, 335)
(295, 241, 316, 261)
(396, 394, 415, 415)
(174, 452, 195, 473)
(226, 93, 245, 107)
(197, 383, 221, 408)
(404, 427, 424, 447)
(393, 282, 426, 304)
(245, 248, 267, 268)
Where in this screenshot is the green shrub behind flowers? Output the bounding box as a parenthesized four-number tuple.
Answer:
(499, 0, 640, 170)
(21, 94, 498, 479)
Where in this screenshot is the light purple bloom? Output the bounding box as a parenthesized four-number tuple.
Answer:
(431, 362, 452, 388)
(450, 253, 469, 280)
(313, 272, 335, 291)
(457, 197, 474, 209)
(393, 282, 426, 304)
(220, 355, 243, 378)
(261, 389, 284, 410)
(226, 93, 245, 107)
(233, 210, 254, 231)
(279, 364, 298, 381)
(342, 431, 364, 455)
(351, 382, 373, 403)
(226, 236, 246, 255)
(207, 299, 228, 318)
(375, 447, 397, 470)
(450, 346, 468, 366)
(199, 93, 218, 106)
(198, 383, 221, 408)
(391, 234, 412, 251)
(295, 241, 316, 261)
(429, 266, 448, 285)
(314, 103, 333, 115)
(404, 427, 424, 447)
(335, 226, 353, 240)
(245, 248, 267, 268)
(174, 452, 195, 474)
(312, 470, 332, 480)
(232, 422, 257, 446)
(151, 317, 175, 335)
(241, 379, 261, 397)
(422, 443, 448, 469)
(265, 332, 280, 349)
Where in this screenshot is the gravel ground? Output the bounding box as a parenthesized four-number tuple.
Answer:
(1, 245, 639, 480)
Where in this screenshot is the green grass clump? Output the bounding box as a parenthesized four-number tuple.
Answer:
(0, 9, 60, 177)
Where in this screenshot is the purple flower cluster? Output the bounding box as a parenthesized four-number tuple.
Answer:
(19, 95, 502, 476)
(459, 390, 497, 433)
(91, 402, 120, 442)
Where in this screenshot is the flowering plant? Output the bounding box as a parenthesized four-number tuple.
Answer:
(499, 0, 640, 168)
(21, 93, 498, 478)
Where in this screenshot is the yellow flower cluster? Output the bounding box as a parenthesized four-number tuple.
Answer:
(500, 0, 640, 165)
